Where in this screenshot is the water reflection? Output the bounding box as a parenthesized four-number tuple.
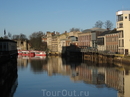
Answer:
(16, 56, 130, 97)
(0, 59, 18, 97)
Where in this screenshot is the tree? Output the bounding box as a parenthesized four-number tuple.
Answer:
(104, 20, 113, 30)
(12, 34, 27, 40)
(94, 20, 103, 28)
(29, 31, 46, 51)
(19, 33, 27, 41)
(70, 28, 80, 32)
(12, 35, 20, 40)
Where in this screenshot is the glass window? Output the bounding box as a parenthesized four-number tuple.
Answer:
(119, 23, 123, 28)
(117, 15, 123, 21)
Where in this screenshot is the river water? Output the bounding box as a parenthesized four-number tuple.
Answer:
(12, 56, 130, 97)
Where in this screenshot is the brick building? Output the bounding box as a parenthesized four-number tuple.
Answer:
(106, 30, 119, 53)
(78, 28, 106, 48)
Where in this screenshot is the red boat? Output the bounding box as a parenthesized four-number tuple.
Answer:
(18, 50, 35, 57)
(31, 51, 46, 56)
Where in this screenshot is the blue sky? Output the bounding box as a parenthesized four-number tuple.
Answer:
(0, 0, 130, 38)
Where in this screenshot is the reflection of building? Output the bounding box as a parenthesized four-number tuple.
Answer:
(17, 56, 28, 68)
(118, 69, 130, 97)
(105, 67, 124, 92)
(47, 56, 71, 76)
(20, 55, 130, 97)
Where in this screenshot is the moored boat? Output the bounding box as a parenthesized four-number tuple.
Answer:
(31, 51, 46, 56)
(17, 50, 46, 57)
(18, 50, 35, 57)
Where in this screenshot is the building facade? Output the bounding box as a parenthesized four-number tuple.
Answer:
(106, 31, 119, 53)
(78, 28, 106, 48)
(116, 10, 130, 55)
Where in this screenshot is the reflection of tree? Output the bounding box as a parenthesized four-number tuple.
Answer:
(30, 59, 47, 73)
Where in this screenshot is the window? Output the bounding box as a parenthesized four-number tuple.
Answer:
(122, 31, 124, 38)
(119, 23, 123, 28)
(119, 30, 124, 38)
(117, 15, 123, 21)
(129, 14, 130, 21)
(122, 39, 124, 47)
(119, 40, 120, 47)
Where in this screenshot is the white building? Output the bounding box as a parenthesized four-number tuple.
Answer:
(116, 10, 130, 55)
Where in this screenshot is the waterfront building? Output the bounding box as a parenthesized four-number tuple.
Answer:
(116, 10, 130, 54)
(16, 40, 30, 50)
(59, 32, 68, 54)
(106, 29, 119, 53)
(97, 29, 119, 53)
(78, 28, 106, 48)
(47, 32, 62, 55)
(46, 31, 80, 55)
(97, 30, 110, 52)
(0, 39, 17, 60)
(68, 31, 81, 37)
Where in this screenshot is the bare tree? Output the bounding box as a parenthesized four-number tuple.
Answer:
(20, 33, 27, 41)
(12, 34, 27, 40)
(94, 20, 103, 28)
(70, 28, 80, 32)
(104, 20, 113, 30)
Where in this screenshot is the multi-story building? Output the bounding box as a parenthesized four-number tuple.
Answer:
(47, 31, 80, 55)
(97, 31, 110, 52)
(106, 30, 119, 53)
(116, 10, 130, 55)
(16, 40, 30, 50)
(97, 29, 119, 53)
(78, 28, 106, 48)
(47, 32, 60, 55)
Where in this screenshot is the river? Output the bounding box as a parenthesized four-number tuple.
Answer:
(9, 55, 130, 97)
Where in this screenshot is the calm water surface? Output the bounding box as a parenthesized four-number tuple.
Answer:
(12, 56, 130, 97)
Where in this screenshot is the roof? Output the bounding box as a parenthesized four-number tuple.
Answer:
(106, 29, 119, 35)
(82, 27, 107, 33)
(0, 39, 17, 43)
(98, 28, 119, 36)
(98, 30, 111, 36)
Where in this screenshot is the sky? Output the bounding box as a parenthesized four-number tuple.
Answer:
(0, 0, 130, 38)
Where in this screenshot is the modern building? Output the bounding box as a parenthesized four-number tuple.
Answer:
(78, 28, 107, 48)
(116, 10, 130, 55)
(97, 29, 119, 54)
(0, 39, 17, 59)
(97, 30, 110, 52)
